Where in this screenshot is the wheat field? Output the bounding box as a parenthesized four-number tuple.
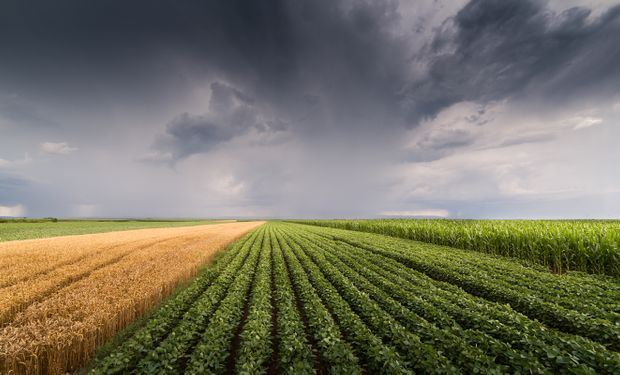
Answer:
(0, 221, 264, 375)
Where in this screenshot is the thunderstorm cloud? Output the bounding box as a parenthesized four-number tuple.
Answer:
(0, 0, 619, 218)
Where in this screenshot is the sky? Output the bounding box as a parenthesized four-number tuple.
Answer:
(1, 0, 619, 219)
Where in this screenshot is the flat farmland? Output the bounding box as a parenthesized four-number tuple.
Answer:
(93, 222, 620, 374)
(0, 221, 263, 374)
(0, 219, 233, 242)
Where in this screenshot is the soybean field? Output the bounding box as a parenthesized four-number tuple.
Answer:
(93, 222, 620, 374)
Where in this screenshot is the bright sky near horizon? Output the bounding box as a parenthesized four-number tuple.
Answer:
(1, 0, 619, 218)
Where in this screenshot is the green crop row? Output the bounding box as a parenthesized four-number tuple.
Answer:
(295, 226, 620, 373)
(233, 227, 274, 374)
(269, 229, 316, 375)
(274, 230, 363, 374)
(289, 219, 620, 277)
(185, 226, 267, 374)
(278, 227, 418, 374)
(93, 222, 620, 374)
(311, 227, 620, 351)
(291, 230, 516, 373)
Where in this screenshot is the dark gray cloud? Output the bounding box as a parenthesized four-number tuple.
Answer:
(402, 0, 620, 123)
(0, 1, 294, 105)
(0, 0, 408, 126)
(148, 82, 286, 161)
(3, 0, 616, 130)
(1, 0, 619, 218)
(155, 114, 238, 160)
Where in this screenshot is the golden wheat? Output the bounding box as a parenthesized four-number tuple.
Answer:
(0, 221, 264, 375)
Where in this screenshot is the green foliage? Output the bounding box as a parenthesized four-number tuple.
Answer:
(92, 222, 620, 374)
(278, 228, 413, 375)
(234, 229, 274, 374)
(274, 229, 363, 375)
(293, 231, 515, 374)
(332, 232, 620, 351)
(269, 230, 316, 375)
(290, 219, 620, 277)
(186, 227, 267, 374)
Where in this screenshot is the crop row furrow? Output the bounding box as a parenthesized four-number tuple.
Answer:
(293, 230, 538, 373)
(233, 226, 274, 374)
(327, 234, 620, 373)
(185, 227, 266, 374)
(302, 225, 620, 315)
(329, 233, 620, 351)
(366, 236, 620, 319)
(269, 229, 317, 375)
(278, 227, 449, 374)
(274, 232, 363, 375)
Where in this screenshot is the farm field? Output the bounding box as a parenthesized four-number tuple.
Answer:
(292, 219, 620, 277)
(0, 221, 263, 374)
(0, 219, 232, 242)
(93, 222, 620, 374)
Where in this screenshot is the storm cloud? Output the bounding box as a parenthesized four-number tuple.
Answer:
(1, 0, 619, 218)
(0, 0, 408, 124)
(403, 0, 620, 123)
(2, 0, 618, 128)
(145, 82, 288, 162)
